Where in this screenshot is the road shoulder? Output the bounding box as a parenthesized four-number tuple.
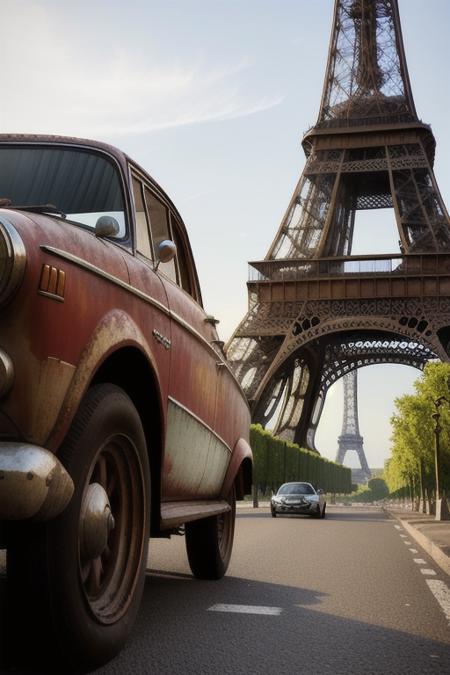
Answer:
(385, 508, 450, 577)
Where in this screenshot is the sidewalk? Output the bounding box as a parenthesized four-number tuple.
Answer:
(384, 507, 450, 577)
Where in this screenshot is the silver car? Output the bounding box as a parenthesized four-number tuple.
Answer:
(270, 482, 326, 519)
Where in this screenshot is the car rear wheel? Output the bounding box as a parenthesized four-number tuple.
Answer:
(7, 384, 150, 670)
(321, 503, 326, 518)
(185, 486, 236, 579)
(271, 508, 277, 517)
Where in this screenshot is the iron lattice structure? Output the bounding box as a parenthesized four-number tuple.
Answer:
(226, 0, 450, 451)
(336, 370, 371, 481)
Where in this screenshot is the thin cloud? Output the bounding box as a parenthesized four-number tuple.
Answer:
(1, 1, 283, 137)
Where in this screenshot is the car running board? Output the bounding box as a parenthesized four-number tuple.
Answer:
(160, 499, 231, 529)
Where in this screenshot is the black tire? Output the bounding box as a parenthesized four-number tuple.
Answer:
(271, 508, 277, 518)
(313, 504, 321, 518)
(7, 384, 150, 670)
(185, 486, 236, 580)
(321, 503, 327, 519)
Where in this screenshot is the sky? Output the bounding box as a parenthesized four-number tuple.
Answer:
(2, 0, 450, 470)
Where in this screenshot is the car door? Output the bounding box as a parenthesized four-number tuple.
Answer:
(143, 190, 230, 501)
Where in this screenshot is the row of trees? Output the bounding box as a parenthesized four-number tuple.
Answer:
(347, 477, 390, 502)
(386, 362, 450, 510)
(250, 424, 352, 495)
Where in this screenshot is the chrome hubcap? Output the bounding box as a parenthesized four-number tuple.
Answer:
(80, 482, 115, 562)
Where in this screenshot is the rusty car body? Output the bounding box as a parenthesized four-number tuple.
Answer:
(0, 134, 252, 668)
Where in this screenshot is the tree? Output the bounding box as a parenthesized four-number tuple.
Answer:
(367, 477, 389, 499)
(386, 362, 450, 510)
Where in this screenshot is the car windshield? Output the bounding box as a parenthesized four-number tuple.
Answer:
(277, 483, 315, 495)
(0, 146, 126, 237)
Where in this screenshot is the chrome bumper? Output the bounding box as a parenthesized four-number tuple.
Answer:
(273, 503, 316, 512)
(0, 443, 74, 521)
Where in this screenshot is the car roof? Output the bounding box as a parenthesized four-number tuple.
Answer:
(281, 482, 312, 487)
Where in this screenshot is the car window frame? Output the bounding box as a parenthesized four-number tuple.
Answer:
(128, 165, 203, 305)
(142, 185, 177, 284)
(131, 175, 154, 262)
(168, 211, 202, 304)
(0, 141, 133, 248)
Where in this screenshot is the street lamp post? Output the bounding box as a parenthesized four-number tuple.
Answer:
(432, 396, 450, 521)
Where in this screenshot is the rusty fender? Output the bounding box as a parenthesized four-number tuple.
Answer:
(221, 437, 253, 500)
(46, 309, 164, 452)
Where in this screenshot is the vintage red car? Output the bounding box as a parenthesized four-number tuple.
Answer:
(0, 134, 252, 668)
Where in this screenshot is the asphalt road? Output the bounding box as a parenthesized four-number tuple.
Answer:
(1, 506, 450, 674)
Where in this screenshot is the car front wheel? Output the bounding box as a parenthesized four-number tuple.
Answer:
(7, 384, 150, 670)
(185, 486, 236, 579)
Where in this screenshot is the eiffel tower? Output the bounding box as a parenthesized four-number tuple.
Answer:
(226, 0, 450, 451)
(336, 370, 371, 482)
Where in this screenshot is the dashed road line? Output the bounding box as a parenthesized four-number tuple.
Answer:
(208, 604, 283, 616)
(393, 518, 450, 629)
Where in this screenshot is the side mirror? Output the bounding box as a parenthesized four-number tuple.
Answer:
(316, 488, 324, 495)
(94, 215, 120, 238)
(154, 240, 177, 271)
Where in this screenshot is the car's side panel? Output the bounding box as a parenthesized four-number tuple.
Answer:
(214, 363, 251, 462)
(127, 164, 251, 503)
(160, 277, 223, 499)
(164, 398, 230, 497)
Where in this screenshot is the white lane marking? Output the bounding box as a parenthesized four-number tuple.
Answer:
(394, 525, 402, 530)
(409, 548, 418, 554)
(421, 569, 437, 576)
(404, 540, 412, 545)
(208, 604, 282, 616)
(413, 558, 427, 565)
(400, 534, 407, 538)
(426, 580, 450, 625)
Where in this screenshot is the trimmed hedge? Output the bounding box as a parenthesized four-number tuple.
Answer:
(250, 424, 352, 494)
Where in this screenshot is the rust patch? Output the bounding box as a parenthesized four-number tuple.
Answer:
(47, 309, 159, 450)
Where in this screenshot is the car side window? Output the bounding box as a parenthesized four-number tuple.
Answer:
(132, 177, 153, 260)
(144, 187, 176, 283)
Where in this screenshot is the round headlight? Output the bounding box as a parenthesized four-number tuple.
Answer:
(0, 218, 26, 306)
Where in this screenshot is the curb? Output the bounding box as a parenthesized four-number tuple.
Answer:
(386, 510, 450, 577)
